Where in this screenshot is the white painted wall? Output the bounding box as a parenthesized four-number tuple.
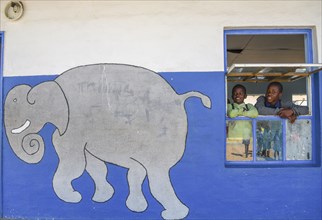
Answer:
(0, 0, 321, 76)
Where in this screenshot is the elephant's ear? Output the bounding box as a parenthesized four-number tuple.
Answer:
(27, 81, 69, 135)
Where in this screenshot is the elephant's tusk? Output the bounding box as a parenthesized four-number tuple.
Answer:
(11, 120, 31, 134)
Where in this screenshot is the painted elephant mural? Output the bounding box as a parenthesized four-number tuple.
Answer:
(4, 64, 211, 219)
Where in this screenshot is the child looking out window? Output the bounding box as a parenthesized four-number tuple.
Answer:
(255, 82, 309, 123)
(227, 84, 258, 158)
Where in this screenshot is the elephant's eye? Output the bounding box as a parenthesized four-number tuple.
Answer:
(13, 98, 17, 102)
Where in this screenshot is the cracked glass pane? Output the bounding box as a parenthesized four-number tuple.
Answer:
(286, 119, 312, 160)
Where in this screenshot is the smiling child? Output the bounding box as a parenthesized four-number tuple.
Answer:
(227, 84, 258, 158)
(255, 82, 309, 123)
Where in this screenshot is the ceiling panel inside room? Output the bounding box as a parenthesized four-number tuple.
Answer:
(226, 34, 305, 67)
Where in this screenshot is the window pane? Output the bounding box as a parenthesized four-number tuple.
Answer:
(226, 120, 253, 161)
(286, 119, 312, 160)
(292, 94, 307, 106)
(256, 120, 283, 161)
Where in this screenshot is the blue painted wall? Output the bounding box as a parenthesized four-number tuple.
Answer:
(0, 32, 4, 218)
(2, 72, 321, 219)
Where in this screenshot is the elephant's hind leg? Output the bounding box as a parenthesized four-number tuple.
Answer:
(147, 167, 189, 220)
(85, 150, 114, 202)
(126, 158, 148, 212)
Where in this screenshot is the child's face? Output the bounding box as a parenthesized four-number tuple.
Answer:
(232, 87, 247, 104)
(266, 85, 282, 105)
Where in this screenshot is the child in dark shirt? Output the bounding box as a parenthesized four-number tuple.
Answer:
(255, 82, 309, 123)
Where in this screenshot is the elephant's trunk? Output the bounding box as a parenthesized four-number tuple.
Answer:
(6, 131, 45, 164)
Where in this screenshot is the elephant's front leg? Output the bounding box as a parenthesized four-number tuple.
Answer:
(52, 130, 86, 203)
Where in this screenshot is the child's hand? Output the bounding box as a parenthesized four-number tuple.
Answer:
(278, 108, 294, 118)
(288, 114, 297, 124)
(278, 108, 296, 123)
(237, 107, 244, 115)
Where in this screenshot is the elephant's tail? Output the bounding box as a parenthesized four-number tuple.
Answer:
(180, 91, 211, 109)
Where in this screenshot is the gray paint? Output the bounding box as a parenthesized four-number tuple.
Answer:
(4, 63, 211, 220)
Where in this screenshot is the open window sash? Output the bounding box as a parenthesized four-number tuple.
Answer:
(227, 63, 322, 82)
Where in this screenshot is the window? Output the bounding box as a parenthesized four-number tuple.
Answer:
(224, 29, 321, 166)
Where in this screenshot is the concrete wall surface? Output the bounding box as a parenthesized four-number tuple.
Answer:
(0, 0, 321, 76)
